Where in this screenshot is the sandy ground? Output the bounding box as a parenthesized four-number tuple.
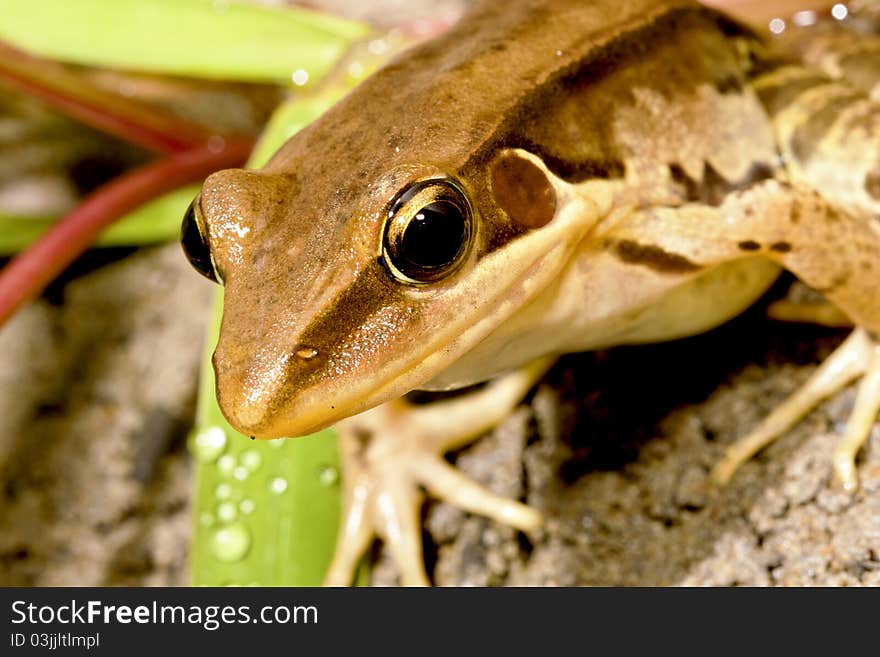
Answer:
(0, 246, 213, 585)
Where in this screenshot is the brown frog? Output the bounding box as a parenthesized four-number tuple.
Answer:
(182, 0, 880, 584)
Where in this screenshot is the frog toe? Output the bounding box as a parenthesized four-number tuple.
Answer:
(710, 328, 879, 490)
(323, 413, 431, 586)
(414, 455, 542, 531)
(323, 364, 549, 586)
(323, 472, 375, 587)
(831, 342, 880, 491)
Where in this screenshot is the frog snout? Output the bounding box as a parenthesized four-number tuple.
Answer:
(211, 341, 338, 439)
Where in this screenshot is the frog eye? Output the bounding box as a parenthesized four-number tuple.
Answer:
(382, 178, 472, 284)
(180, 195, 221, 284)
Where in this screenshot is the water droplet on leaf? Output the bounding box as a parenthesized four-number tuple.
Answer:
(241, 449, 262, 472)
(217, 454, 236, 476)
(211, 523, 251, 562)
(215, 483, 232, 500)
(217, 502, 237, 523)
(317, 465, 339, 487)
(292, 69, 309, 86)
(192, 427, 227, 462)
(269, 477, 288, 494)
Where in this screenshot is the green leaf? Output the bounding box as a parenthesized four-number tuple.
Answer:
(0, 0, 369, 84)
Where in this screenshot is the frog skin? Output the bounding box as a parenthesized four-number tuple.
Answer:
(181, 0, 880, 585)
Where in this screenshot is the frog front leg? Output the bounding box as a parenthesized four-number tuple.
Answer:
(324, 358, 552, 586)
(602, 179, 880, 491)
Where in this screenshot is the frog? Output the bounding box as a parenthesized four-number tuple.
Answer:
(180, 0, 880, 585)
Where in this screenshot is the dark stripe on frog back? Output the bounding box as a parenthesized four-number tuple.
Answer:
(669, 161, 776, 207)
(464, 5, 757, 184)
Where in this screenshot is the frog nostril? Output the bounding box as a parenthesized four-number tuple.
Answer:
(294, 346, 319, 360)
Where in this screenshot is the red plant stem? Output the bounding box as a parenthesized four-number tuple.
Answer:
(0, 41, 219, 153)
(0, 137, 254, 326)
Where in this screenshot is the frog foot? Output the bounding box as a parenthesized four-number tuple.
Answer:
(323, 359, 552, 586)
(710, 328, 880, 492)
